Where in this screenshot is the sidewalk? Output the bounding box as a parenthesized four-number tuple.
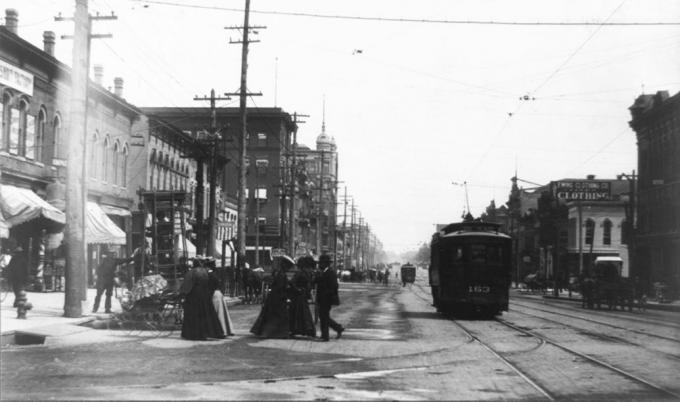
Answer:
(512, 288, 680, 313)
(1, 289, 242, 345)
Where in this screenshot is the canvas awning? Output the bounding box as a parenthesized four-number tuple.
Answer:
(0, 213, 8, 238)
(175, 234, 196, 259)
(86, 202, 126, 245)
(0, 184, 65, 231)
(100, 204, 131, 217)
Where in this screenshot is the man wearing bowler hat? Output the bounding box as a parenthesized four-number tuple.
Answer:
(315, 254, 344, 341)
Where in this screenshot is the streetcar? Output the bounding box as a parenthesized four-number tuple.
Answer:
(429, 220, 512, 317)
(400, 263, 416, 286)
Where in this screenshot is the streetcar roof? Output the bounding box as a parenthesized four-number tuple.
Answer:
(441, 231, 511, 239)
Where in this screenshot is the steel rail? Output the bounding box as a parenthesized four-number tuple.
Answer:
(497, 317, 680, 399)
(451, 320, 555, 401)
(511, 300, 680, 345)
(512, 293, 680, 330)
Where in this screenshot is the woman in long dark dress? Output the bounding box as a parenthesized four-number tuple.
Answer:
(180, 260, 223, 340)
(250, 261, 291, 339)
(288, 256, 316, 337)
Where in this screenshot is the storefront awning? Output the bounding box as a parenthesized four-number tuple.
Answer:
(0, 184, 66, 230)
(86, 202, 126, 245)
(175, 234, 196, 259)
(0, 213, 8, 239)
(100, 204, 132, 217)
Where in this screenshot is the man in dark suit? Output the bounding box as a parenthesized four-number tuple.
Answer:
(315, 254, 344, 341)
(93, 251, 125, 313)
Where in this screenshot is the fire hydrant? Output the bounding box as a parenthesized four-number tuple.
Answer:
(16, 290, 33, 319)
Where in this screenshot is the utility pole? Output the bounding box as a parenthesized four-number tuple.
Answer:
(316, 150, 325, 257)
(341, 188, 348, 270)
(56, 0, 116, 318)
(331, 154, 341, 269)
(225, 0, 265, 270)
(287, 113, 308, 256)
(193, 89, 230, 257)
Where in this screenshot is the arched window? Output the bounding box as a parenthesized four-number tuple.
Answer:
(621, 220, 629, 245)
(602, 219, 612, 246)
(9, 99, 28, 156)
(112, 141, 120, 185)
(120, 143, 128, 187)
(21, 100, 35, 159)
(585, 219, 595, 245)
(1, 92, 11, 150)
(36, 108, 46, 162)
(90, 131, 99, 178)
(53, 114, 62, 159)
(102, 136, 110, 182)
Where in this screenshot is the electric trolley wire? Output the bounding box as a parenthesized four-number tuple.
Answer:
(132, 0, 680, 26)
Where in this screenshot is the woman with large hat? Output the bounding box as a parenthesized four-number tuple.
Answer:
(250, 255, 294, 338)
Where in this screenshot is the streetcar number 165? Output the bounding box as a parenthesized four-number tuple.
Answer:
(469, 286, 490, 293)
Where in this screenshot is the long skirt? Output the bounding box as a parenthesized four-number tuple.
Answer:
(250, 294, 289, 339)
(289, 296, 316, 337)
(212, 290, 235, 336)
(181, 288, 223, 340)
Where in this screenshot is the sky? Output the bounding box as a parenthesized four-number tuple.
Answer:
(5, 0, 680, 254)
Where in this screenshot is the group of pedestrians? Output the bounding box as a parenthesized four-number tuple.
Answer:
(251, 254, 344, 342)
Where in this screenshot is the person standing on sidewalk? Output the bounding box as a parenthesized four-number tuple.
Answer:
(315, 254, 344, 341)
(6, 246, 28, 307)
(92, 251, 124, 313)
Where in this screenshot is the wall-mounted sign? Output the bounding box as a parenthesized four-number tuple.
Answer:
(552, 180, 611, 201)
(0, 59, 34, 96)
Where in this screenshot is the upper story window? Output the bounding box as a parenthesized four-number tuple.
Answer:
(53, 114, 62, 159)
(112, 141, 120, 185)
(120, 143, 128, 187)
(90, 132, 99, 178)
(36, 108, 46, 163)
(585, 219, 595, 245)
(257, 132, 267, 147)
(1, 93, 10, 150)
(102, 136, 110, 182)
(602, 219, 612, 246)
(8, 99, 26, 156)
(256, 158, 269, 175)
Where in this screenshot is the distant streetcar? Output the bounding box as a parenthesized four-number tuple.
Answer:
(429, 220, 512, 317)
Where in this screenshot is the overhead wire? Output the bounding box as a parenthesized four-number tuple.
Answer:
(131, 0, 680, 26)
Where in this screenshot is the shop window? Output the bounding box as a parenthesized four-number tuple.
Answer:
(602, 219, 612, 246)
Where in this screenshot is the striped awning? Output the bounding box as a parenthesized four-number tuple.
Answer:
(86, 202, 126, 245)
(0, 213, 8, 238)
(0, 184, 65, 231)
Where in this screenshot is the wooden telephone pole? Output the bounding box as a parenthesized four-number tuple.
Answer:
(57, 0, 116, 317)
(225, 0, 264, 270)
(193, 89, 230, 257)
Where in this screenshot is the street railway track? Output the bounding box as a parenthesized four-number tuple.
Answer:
(508, 307, 680, 362)
(410, 281, 680, 400)
(512, 293, 680, 329)
(510, 300, 680, 346)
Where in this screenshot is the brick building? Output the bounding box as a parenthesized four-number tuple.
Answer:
(629, 90, 680, 292)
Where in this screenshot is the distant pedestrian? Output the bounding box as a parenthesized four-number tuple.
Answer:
(315, 254, 344, 341)
(179, 259, 223, 340)
(92, 251, 126, 313)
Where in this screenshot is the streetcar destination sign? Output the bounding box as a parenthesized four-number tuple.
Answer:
(552, 180, 611, 201)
